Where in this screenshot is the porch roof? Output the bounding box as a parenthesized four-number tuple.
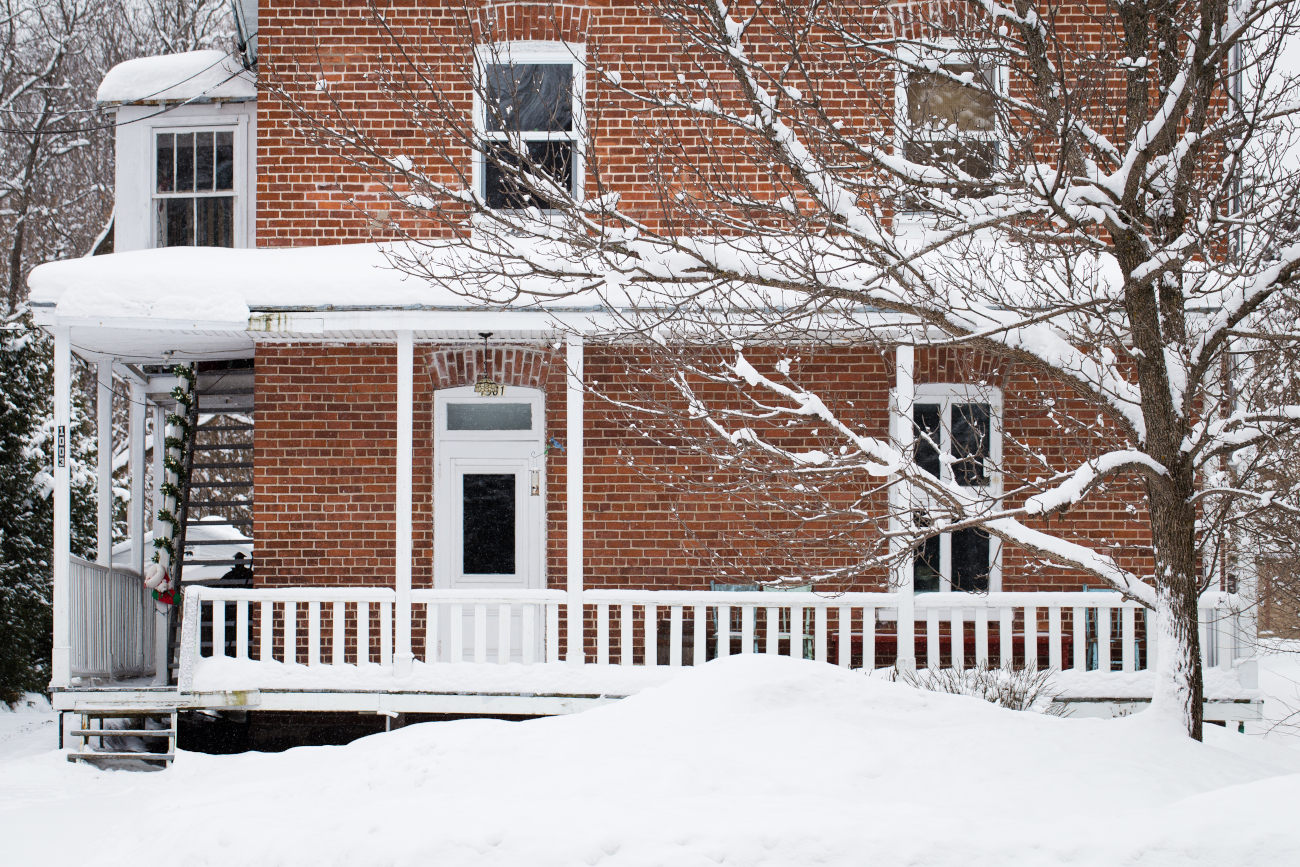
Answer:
(96, 50, 256, 107)
(26, 243, 612, 361)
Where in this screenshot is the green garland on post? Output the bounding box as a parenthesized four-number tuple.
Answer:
(145, 364, 196, 603)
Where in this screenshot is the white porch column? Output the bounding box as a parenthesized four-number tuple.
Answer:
(51, 327, 72, 688)
(566, 334, 584, 664)
(96, 362, 114, 567)
(893, 344, 916, 671)
(150, 402, 168, 685)
(393, 331, 414, 677)
(128, 381, 146, 574)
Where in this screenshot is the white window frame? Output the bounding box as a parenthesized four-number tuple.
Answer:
(910, 383, 1003, 594)
(472, 40, 587, 210)
(149, 115, 247, 249)
(893, 42, 1006, 188)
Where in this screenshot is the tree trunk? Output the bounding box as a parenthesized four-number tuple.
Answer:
(1146, 481, 1204, 740)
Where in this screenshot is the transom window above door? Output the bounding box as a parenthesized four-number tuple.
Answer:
(437, 386, 544, 441)
(154, 129, 235, 248)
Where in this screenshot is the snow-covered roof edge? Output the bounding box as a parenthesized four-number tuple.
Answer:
(97, 50, 256, 107)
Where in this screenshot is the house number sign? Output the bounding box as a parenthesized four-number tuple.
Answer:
(57, 425, 66, 468)
(474, 378, 504, 397)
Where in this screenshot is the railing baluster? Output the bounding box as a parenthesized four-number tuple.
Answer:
(1145, 606, 1157, 670)
(546, 602, 560, 662)
(951, 607, 964, 671)
(236, 600, 248, 660)
(357, 601, 370, 664)
(926, 608, 939, 669)
(1048, 606, 1062, 670)
(1121, 605, 1135, 672)
(474, 603, 487, 664)
(765, 606, 779, 655)
(332, 601, 345, 666)
(837, 606, 850, 667)
(596, 603, 610, 665)
(498, 603, 512, 664)
(307, 601, 321, 666)
(999, 607, 1013, 668)
(1199, 605, 1211, 668)
(862, 607, 875, 672)
(449, 603, 463, 663)
(1024, 606, 1038, 671)
(717, 605, 731, 658)
(211, 600, 225, 658)
(1097, 605, 1112, 672)
(380, 600, 392, 667)
(741, 604, 755, 654)
(1072, 606, 1086, 671)
(815, 605, 827, 663)
(620, 603, 633, 665)
(260, 600, 273, 662)
(693, 605, 706, 666)
(789, 603, 804, 660)
(644, 604, 658, 667)
(285, 601, 298, 664)
(669, 605, 683, 667)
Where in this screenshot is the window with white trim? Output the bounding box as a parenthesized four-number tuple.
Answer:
(475, 43, 584, 209)
(154, 129, 236, 247)
(898, 51, 1002, 181)
(911, 385, 1002, 593)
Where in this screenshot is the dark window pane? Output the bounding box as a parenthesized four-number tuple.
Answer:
(485, 63, 573, 132)
(484, 141, 573, 209)
(951, 528, 990, 592)
(463, 474, 516, 574)
(951, 403, 990, 486)
(913, 403, 941, 478)
(215, 131, 234, 190)
(175, 133, 195, 192)
(195, 131, 214, 191)
(156, 133, 174, 192)
(904, 139, 996, 180)
(447, 403, 532, 430)
(160, 198, 193, 246)
(914, 535, 941, 593)
(195, 196, 234, 247)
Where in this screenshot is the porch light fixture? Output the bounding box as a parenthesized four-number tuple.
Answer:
(474, 332, 505, 396)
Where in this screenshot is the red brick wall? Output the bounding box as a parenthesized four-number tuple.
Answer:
(253, 342, 1151, 594)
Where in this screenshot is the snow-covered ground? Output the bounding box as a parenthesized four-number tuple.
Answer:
(4, 653, 1300, 866)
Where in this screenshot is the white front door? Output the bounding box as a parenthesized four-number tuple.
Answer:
(434, 387, 544, 662)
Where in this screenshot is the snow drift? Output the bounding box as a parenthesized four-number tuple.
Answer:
(3, 655, 1299, 866)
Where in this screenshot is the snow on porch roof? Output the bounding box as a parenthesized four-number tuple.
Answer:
(97, 50, 256, 106)
(26, 243, 605, 325)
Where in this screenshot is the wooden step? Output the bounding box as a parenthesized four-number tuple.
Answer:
(68, 751, 175, 763)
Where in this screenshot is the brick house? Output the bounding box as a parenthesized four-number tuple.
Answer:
(27, 0, 1257, 756)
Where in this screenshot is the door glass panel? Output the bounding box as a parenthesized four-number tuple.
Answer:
(447, 403, 532, 431)
(463, 473, 516, 574)
(951, 403, 991, 486)
(914, 534, 941, 593)
(952, 528, 990, 592)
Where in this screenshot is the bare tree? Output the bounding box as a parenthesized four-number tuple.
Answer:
(267, 0, 1300, 740)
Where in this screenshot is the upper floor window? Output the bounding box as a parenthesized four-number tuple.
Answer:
(155, 129, 235, 247)
(476, 44, 583, 209)
(899, 53, 1001, 181)
(910, 385, 1002, 593)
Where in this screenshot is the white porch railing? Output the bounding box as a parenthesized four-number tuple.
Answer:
(69, 556, 155, 679)
(176, 586, 1249, 691)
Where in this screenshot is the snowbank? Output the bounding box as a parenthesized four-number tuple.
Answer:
(4, 655, 1300, 866)
(97, 51, 255, 105)
(1053, 665, 1262, 701)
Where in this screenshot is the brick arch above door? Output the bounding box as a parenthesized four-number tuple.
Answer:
(429, 346, 560, 392)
